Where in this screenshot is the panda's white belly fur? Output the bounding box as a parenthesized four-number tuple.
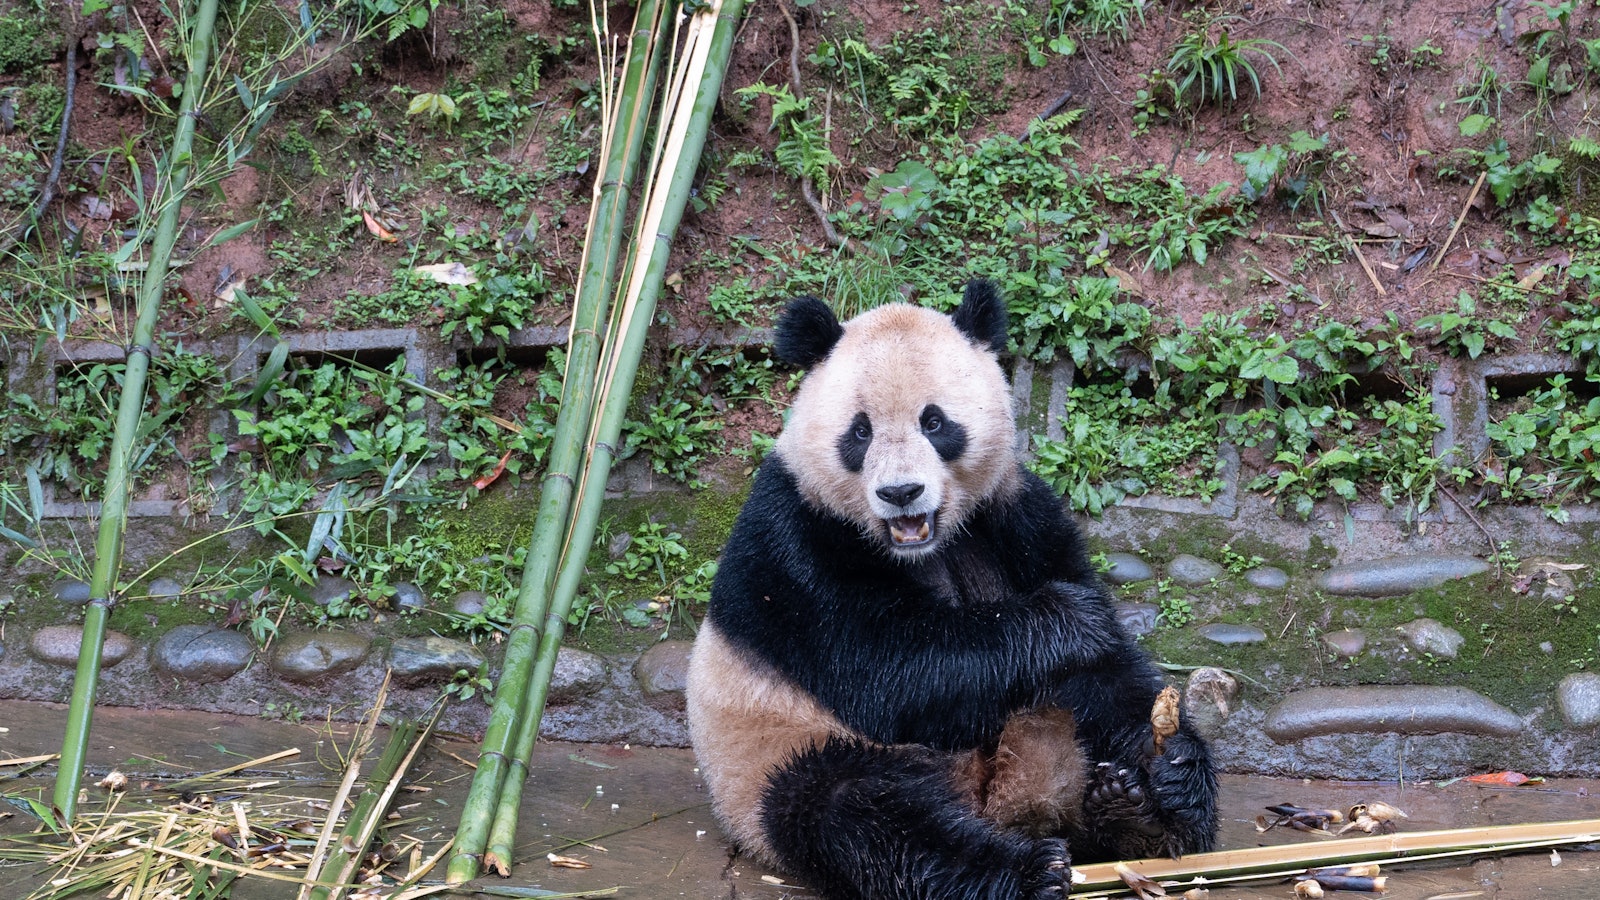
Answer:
(687, 619, 853, 863)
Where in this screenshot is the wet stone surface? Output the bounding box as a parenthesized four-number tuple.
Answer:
(30, 625, 135, 667)
(392, 582, 426, 611)
(1103, 552, 1153, 584)
(1113, 601, 1160, 638)
(1264, 685, 1523, 741)
(635, 640, 693, 709)
(1197, 623, 1267, 645)
(311, 576, 356, 607)
(54, 578, 91, 605)
(1244, 566, 1288, 590)
(549, 647, 609, 703)
(387, 636, 485, 684)
(1167, 553, 1224, 586)
(1558, 673, 1600, 728)
(1316, 554, 1489, 597)
(269, 631, 370, 683)
(1183, 667, 1239, 739)
(451, 590, 488, 616)
(1397, 618, 1465, 659)
(147, 577, 184, 599)
(151, 625, 254, 682)
(1321, 628, 1368, 657)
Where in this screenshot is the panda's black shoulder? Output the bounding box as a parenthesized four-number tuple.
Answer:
(966, 467, 1099, 585)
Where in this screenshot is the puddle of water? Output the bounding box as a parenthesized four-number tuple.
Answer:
(2, 701, 1597, 898)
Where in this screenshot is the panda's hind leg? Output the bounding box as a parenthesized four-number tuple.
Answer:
(762, 737, 1073, 900)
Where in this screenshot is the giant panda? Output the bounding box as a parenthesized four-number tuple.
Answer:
(686, 280, 1217, 900)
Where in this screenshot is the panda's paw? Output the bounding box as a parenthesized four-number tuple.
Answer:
(1019, 837, 1073, 898)
(1082, 763, 1169, 860)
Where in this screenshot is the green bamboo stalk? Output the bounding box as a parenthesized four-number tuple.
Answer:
(445, 0, 668, 882)
(51, 0, 222, 823)
(308, 701, 442, 900)
(481, 0, 747, 871)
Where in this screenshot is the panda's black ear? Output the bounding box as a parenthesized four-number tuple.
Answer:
(774, 296, 844, 369)
(952, 279, 1009, 352)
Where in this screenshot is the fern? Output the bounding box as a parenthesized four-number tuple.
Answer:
(1570, 135, 1600, 160)
(735, 83, 840, 194)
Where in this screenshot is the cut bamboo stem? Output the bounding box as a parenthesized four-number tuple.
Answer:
(445, 0, 669, 882)
(1070, 817, 1600, 896)
(52, 0, 222, 823)
(481, 0, 745, 873)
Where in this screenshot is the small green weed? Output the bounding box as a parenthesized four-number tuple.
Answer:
(1166, 14, 1286, 109)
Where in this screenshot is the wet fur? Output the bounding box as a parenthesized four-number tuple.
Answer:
(686, 283, 1218, 899)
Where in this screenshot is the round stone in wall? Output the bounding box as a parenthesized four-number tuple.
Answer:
(1114, 602, 1160, 638)
(549, 648, 609, 703)
(1558, 673, 1600, 728)
(1244, 566, 1289, 591)
(312, 576, 356, 608)
(1168, 554, 1224, 586)
(387, 636, 485, 684)
(54, 579, 92, 605)
(635, 640, 694, 710)
(148, 577, 185, 599)
(1183, 667, 1240, 739)
(151, 625, 254, 682)
(270, 631, 369, 683)
(1316, 555, 1488, 597)
(1321, 628, 1367, 658)
(1396, 618, 1464, 659)
(392, 582, 427, 611)
(452, 591, 488, 616)
(31, 625, 135, 667)
(1103, 553, 1153, 585)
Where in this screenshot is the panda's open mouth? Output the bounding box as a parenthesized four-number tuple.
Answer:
(887, 513, 935, 547)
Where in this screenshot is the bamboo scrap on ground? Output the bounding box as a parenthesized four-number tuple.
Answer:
(1070, 818, 1600, 898)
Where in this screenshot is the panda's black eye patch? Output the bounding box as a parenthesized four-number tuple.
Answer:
(921, 404, 967, 462)
(837, 412, 872, 472)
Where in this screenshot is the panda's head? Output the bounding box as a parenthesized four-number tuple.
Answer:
(772, 280, 1019, 557)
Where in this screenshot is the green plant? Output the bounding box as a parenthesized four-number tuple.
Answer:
(1157, 590, 1195, 629)
(1455, 60, 1506, 119)
(1166, 14, 1286, 108)
(439, 268, 548, 343)
(736, 83, 839, 194)
(1483, 374, 1600, 520)
(1219, 543, 1264, 574)
(1235, 131, 1335, 211)
(1416, 292, 1520, 359)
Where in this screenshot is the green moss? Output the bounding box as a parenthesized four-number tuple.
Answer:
(108, 597, 216, 641)
(0, 5, 57, 75)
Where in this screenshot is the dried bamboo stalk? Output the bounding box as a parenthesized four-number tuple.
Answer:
(1071, 817, 1600, 897)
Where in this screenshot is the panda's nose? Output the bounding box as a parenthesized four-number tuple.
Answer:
(876, 483, 925, 508)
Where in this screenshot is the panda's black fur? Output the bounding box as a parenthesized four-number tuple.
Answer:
(688, 281, 1218, 900)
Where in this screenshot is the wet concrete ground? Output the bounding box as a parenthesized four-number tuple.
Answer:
(1, 700, 1598, 899)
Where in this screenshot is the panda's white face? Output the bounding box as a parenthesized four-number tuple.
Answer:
(776, 303, 1018, 557)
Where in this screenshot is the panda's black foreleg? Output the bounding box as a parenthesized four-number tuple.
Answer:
(761, 737, 1073, 900)
(1051, 664, 1219, 861)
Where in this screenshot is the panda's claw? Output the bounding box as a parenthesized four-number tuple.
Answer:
(1020, 838, 1073, 900)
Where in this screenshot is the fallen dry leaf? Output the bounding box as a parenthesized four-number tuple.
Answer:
(1115, 862, 1167, 899)
(547, 852, 591, 869)
(1465, 771, 1530, 786)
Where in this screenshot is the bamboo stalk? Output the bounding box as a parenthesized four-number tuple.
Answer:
(51, 0, 222, 823)
(445, 0, 669, 882)
(296, 675, 391, 900)
(481, 0, 746, 873)
(308, 699, 442, 900)
(1070, 818, 1600, 897)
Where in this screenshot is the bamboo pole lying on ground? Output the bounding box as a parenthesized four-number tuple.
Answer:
(52, 0, 223, 823)
(446, 0, 670, 881)
(1070, 818, 1600, 897)
(480, 0, 746, 873)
